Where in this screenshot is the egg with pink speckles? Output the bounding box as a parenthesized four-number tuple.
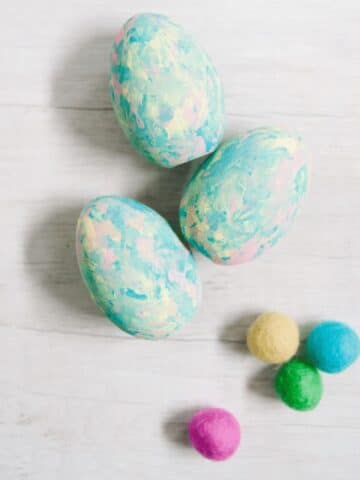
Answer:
(180, 127, 310, 264)
(76, 196, 201, 339)
(109, 13, 224, 168)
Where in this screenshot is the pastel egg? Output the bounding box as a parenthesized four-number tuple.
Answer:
(76, 196, 201, 339)
(109, 13, 224, 168)
(179, 127, 309, 264)
(306, 321, 360, 373)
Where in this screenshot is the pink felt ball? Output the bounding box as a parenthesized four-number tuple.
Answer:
(188, 408, 240, 461)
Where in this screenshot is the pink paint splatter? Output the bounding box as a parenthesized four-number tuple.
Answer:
(226, 240, 261, 264)
(111, 51, 118, 65)
(92, 220, 122, 247)
(112, 75, 123, 99)
(96, 202, 108, 214)
(115, 29, 124, 45)
(102, 249, 117, 268)
(270, 160, 296, 192)
(228, 195, 240, 217)
(151, 65, 160, 75)
(136, 237, 155, 262)
(127, 214, 145, 230)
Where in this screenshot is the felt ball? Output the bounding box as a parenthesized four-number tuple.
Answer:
(275, 359, 323, 411)
(188, 408, 240, 461)
(306, 321, 360, 373)
(247, 312, 300, 364)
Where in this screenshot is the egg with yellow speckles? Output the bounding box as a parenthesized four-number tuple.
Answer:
(76, 196, 201, 339)
(180, 127, 310, 264)
(109, 13, 224, 168)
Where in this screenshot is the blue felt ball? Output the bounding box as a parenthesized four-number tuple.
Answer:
(306, 321, 360, 373)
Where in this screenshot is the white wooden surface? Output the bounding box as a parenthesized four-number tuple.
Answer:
(1, 1, 359, 478)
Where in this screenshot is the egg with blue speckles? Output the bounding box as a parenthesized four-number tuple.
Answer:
(306, 321, 360, 373)
(179, 127, 310, 264)
(109, 13, 224, 168)
(76, 196, 201, 339)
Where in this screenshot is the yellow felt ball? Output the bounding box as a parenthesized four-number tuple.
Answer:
(247, 312, 300, 364)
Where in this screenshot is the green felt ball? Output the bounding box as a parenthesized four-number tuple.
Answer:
(274, 359, 323, 411)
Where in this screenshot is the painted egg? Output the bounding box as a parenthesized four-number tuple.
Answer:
(109, 13, 224, 168)
(76, 196, 201, 339)
(179, 127, 309, 264)
(306, 321, 360, 373)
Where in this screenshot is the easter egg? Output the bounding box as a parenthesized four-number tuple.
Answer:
(179, 127, 309, 264)
(306, 321, 360, 373)
(109, 13, 224, 168)
(274, 359, 323, 411)
(247, 312, 300, 364)
(188, 408, 240, 461)
(76, 196, 201, 339)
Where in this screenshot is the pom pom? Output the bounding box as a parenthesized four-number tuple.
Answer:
(306, 321, 360, 373)
(188, 408, 240, 461)
(274, 359, 323, 411)
(247, 312, 300, 364)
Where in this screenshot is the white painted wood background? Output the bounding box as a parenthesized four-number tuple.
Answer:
(1, 1, 359, 478)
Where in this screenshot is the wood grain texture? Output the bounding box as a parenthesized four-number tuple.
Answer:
(1, 1, 359, 478)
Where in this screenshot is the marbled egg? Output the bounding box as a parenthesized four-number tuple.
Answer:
(109, 13, 224, 168)
(76, 196, 201, 339)
(179, 127, 309, 264)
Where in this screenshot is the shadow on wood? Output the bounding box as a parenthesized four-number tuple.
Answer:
(134, 162, 192, 240)
(247, 365, 279, 401)
(296, 320, 318, 357)
(218, 311, 258, 355)
(51, 34, 131, 158)
(299, 320, 318, 340)
(24, 203, 102, 324)
(162, 406, 206, 449)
